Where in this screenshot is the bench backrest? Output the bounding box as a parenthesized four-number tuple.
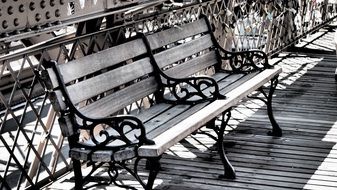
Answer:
(146, 16, 220, 79)
(43, 36, 158, 136)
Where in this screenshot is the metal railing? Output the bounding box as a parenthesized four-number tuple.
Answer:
(1, 0, 337, 189)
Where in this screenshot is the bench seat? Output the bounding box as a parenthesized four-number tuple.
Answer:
(69, 66, 280, 161)
(138, 67, 281, 157)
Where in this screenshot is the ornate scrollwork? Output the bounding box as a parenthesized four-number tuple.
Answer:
(220, 49, 271, 73)
(73, 115, 155, 151)
(82, 157, 159, 190)
(159, 75, 226, 105)
(106, 161, 141, 190)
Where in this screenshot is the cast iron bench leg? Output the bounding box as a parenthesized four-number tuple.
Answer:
(73, 159, 84, 190)
(145, 157, 161, 190)
(266, 76, 282, 137)
(218, 110, 236, 179)
(248, 75, 282, 137)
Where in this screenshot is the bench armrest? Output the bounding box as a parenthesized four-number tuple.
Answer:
(40, 60, 154, 152)
(218, 47, 272, 73)
(62, 112, 155, 151)
(157, 75, 226, 105)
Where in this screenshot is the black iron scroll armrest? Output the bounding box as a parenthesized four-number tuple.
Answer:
(157, 75, 226, 105)
(69, 113, 155, 151)
(138, 32, 224, 105)
(218, 47, 272, 73)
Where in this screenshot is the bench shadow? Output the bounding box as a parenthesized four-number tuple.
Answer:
(153, 49, 337, 189)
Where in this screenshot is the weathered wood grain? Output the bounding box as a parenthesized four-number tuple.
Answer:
(67, 58, 153, 104)
(59, 39, 147, 84)
(147, 18, 209, 50)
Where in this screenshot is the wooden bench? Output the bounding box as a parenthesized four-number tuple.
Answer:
(39, 15, 282, 190)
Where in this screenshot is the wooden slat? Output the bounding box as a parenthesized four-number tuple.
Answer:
(134, 103, 173, 122)
(158, 159, 308, 189)
(154, 34, 214, 69)
(218, 72, 261, 95)
(66, 58, 153, 104)
(48, 90, 66, 112)
(138, 67, 282, 157)
(79, 77, 158, 118)
(145, 102, 209, 140)
(58, 38, 147, 84)
(146, 18, 209, 50)
(164, 51, 218, 78)
(158, 158, 312, 189)
(70, 147, 136, 162)
(45, 67, 59, 90)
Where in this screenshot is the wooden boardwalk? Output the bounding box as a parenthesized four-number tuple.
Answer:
(46, 27, 337, 190)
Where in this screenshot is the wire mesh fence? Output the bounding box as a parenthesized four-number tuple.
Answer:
(0, 0, 337, 189)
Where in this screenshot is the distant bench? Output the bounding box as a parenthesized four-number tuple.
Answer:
(40, 15, 282, 190)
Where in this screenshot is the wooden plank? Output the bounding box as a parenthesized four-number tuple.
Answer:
(145, 102, 209, 140)
(225, 134, 336, 149)
(154, 34, 214, 69)
(217, 72, 260, 95)
(164, 51, 218, 78)
(79, 77, 158, 118)
(66, 58, 153, 104)
(134, 103, 173, 122)
(168, 136, 334, 164)
(146, 18, 209, 50)
(160, 154, 316, 179)
(58, 38, 147, 84)
(226, 143, 337, 158)
(70, 147, 136, 162)
(158, 160, 311, 188)
(48, 90, 66, 112)
(45, 67, 59, 90)
(154, 163, 306, 189)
